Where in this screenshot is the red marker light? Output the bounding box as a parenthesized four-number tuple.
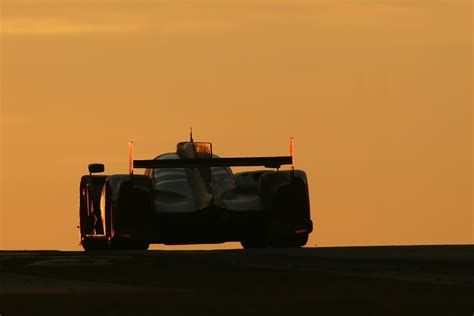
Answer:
(289, 137, 295, 170)
(129, 141, 134, 175)
(295, 229, 307, 234)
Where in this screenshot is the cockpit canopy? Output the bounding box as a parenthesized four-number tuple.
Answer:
(146, 142, 236, 212)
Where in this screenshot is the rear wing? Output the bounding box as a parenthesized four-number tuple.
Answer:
(128, 138, 295, 174)
(133, 156, 292, 169)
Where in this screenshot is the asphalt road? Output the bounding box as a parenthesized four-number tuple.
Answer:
(0, 245, 473, 315)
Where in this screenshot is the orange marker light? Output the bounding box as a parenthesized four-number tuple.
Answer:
(289, 137, 295, 170)
(129, 141, 134, 175)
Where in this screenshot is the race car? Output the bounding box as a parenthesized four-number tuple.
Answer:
(79, 138, 313, 251)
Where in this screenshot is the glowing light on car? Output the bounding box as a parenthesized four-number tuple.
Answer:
(194, 142, 213, 158)
(295, 229, 307, 234)
(289, 137, 295, 170)
(129, 141, 134, 175)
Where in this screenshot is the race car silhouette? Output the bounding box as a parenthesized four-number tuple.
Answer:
(79, 137, 312, 250)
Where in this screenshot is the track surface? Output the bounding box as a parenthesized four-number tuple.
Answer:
(0, 245, 473, 315)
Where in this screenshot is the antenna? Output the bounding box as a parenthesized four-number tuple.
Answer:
(190, 127, 194, 142)
(129, 141, 134, 176)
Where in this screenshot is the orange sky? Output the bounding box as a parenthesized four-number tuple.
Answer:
(0, 0, 472, 250)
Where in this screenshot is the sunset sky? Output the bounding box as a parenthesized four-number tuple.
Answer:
(0, 0, 472, 250)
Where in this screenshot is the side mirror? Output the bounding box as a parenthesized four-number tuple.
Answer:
(88, 163, 105, 174)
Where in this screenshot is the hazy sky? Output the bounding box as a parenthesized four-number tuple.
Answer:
(0, 0, 472, 250)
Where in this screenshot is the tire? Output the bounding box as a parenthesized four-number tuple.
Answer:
(292, 233, 309, 247)
(259, 171, 312, 249)
(240, 229, 270, 249)
(106, 175, 153, 251)
(270, 233, 308, 248)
